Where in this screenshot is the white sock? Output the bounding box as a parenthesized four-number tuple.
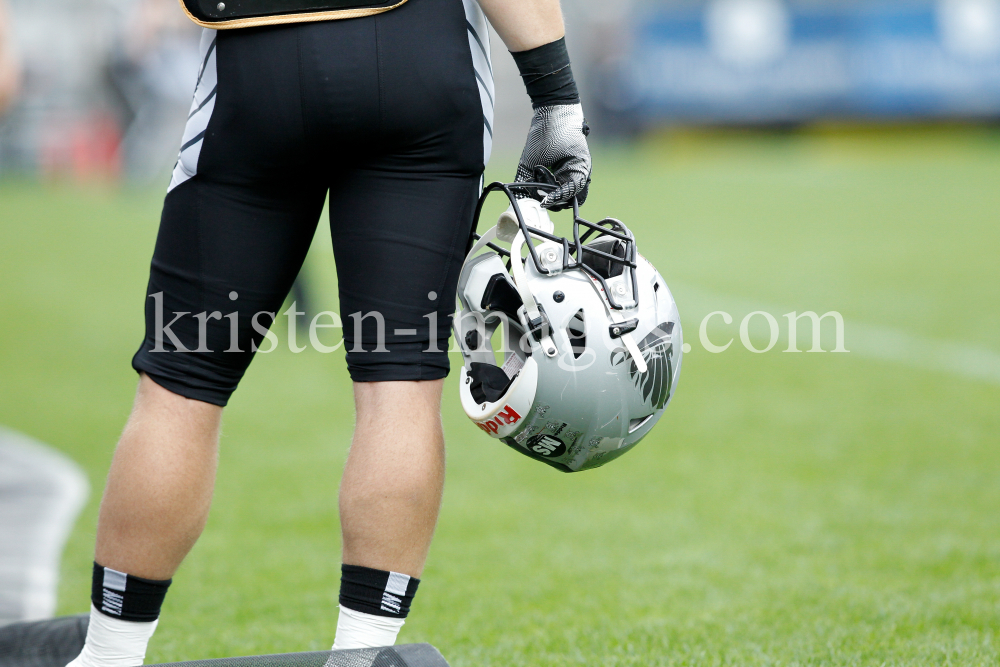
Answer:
(331, 605, 405, 650)
(66, 604, 159, 667)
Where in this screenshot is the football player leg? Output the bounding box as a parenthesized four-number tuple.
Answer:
(67, 377, 221, 667)
(328, 0, 589, 647)
(95, 376, 221, 582)
(341, 381, 445, 578)
(333, 380, 445, 649)
(67, 21, 329, 664)
(316, 0, 492, 644)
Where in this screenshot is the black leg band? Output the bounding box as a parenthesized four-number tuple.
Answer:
(91, 562, 172, 622)
(339, 564, 420, 618)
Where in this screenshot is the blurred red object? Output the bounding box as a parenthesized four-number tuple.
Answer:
(0, 0, 22, 115)
(41, 114, 122, 181)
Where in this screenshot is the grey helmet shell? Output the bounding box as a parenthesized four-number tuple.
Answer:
(454, 185, 682, 472)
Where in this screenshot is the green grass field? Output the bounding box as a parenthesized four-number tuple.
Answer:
(1, 126, 999, 665)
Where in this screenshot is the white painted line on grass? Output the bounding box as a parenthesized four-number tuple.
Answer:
(847, 321, 1000, 387)
(676, 284, 1000, 387)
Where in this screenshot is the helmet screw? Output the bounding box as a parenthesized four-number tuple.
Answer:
(465, 377, 471, 384)
(613, 327, 621, 335)
(217, 2, 225, 9)
(553, 291, 565, 303)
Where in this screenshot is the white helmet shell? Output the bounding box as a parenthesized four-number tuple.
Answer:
(455, 186, 682, 472)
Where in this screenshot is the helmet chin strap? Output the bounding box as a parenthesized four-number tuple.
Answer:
(592, 280, 648, 374)
(464, 224, 558, 357)
(510, 229, 559, 357)
(618, 326, 648, 374)
(465, 224, 498, 260)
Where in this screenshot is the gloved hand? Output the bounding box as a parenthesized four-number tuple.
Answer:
(515, 103, 591, 211)
(510, 36, 591, 211)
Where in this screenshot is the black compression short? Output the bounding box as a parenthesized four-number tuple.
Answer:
(131, 0, 495, 405)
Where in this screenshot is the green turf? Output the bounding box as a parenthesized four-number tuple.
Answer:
(1, 126, 998, 665)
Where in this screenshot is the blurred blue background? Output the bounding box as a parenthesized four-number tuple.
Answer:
(595, 0, 1000, 128)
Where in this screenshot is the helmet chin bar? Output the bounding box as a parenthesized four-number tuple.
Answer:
(466, 182, 647, 371)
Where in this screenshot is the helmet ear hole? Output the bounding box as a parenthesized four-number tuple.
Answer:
(567, 309, 587, 359)
(481, 274, 523, 321)
(468, 362, 516, 404)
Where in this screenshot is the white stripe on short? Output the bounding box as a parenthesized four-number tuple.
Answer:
(169, 28, 219, 193)
(462, 0, 494, 167)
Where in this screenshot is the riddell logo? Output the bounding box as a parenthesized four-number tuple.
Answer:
(475, 405, 521, 434)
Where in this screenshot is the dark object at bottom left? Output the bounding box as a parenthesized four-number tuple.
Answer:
(0, 614, 89, 667)
(0, 615, 450, 667)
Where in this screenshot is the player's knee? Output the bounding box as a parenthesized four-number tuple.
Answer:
(353, 378, 445, 414)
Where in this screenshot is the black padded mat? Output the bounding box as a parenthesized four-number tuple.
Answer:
(150, 645, 448, 667)
(0, 616, 448, 667)
(0, 614, 89, 667)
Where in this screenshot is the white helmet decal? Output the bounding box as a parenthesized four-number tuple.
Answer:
(454, 181, 683, 472)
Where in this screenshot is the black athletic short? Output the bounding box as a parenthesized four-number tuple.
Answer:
(131, 0, 495, 406)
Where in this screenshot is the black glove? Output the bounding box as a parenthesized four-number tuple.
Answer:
(511, 38, 592, 211)
(515, 103, 591, 210)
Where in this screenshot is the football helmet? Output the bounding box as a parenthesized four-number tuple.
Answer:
(454, 182, 682, 472)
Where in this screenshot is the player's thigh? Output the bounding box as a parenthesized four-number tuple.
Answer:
(321, 0, 489, 383)
(134, 25, 329, 406)
(328, 171, 480, 383)
(132, 177, 327, 406)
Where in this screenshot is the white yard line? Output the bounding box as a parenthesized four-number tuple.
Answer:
(676, 284, 1000, 387)
(0, 428, 89, 623)
(847, 322, 1000, 386)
